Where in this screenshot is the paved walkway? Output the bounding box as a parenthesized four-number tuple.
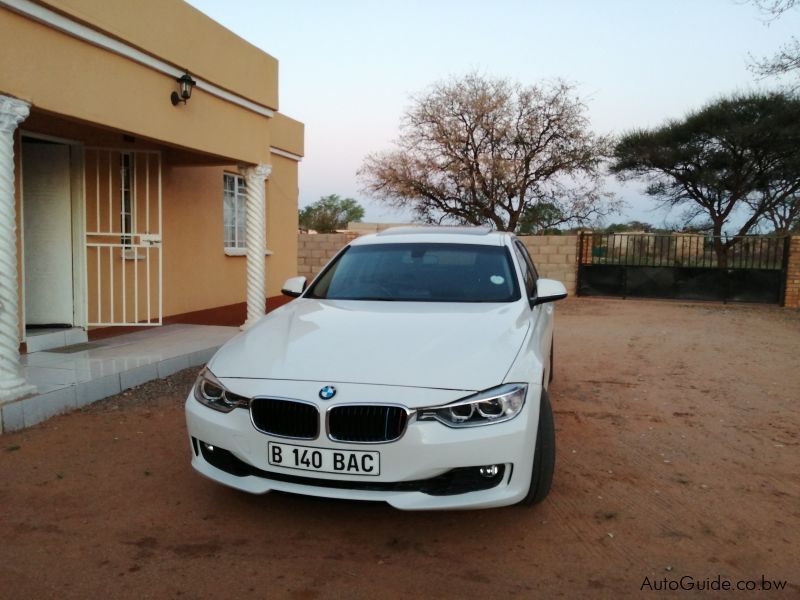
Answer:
(0, 324, 237, 433)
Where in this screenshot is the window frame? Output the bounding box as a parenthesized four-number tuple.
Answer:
(223, 172, 247, 251)
(306, 242, 521, 303)
(513, 240, 539, 301)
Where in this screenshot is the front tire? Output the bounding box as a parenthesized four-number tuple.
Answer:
(518, 389, 555, 506)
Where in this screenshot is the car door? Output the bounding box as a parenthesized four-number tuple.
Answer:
(512, 240, 554, 386)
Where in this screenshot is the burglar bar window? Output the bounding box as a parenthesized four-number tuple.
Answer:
(224, 173, 247, 250)
(120, 152, 133, 247)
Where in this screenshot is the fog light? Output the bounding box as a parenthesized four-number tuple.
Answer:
(479, 465, 499, 478)
(202, 442, 215, 452)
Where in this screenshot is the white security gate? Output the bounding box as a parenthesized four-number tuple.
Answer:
(84, 149, 162, 326)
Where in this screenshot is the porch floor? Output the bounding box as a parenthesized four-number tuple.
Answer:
(25, 327, 87, 353)
(1, 324, 238, 433)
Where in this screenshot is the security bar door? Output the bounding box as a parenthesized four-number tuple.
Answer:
(84, 149, 162, 326)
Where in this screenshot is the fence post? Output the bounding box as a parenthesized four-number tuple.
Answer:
(783, 236, 800, 309)
(576, 233, 584, 296)
(621, 249, 628, 299)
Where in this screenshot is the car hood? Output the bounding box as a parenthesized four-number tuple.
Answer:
(209, 298, 530, 391)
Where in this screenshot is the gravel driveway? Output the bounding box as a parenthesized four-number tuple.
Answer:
(1, 298, 798, 598)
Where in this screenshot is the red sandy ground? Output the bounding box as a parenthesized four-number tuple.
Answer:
(1, 298, 798, 599)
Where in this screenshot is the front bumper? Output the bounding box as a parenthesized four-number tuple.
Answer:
(184, 382, 542, 510)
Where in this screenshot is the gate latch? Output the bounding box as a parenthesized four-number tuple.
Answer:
(139, 234, 162, 246)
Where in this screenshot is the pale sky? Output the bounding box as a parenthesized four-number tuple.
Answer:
(188, 0, 799, 228)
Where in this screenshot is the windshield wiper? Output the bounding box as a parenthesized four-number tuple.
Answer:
(334, 296, 399, 301)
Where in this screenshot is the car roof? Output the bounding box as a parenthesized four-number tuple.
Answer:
(350, 226, 513, 247)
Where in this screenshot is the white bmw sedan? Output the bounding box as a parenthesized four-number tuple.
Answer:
(185, 227, 566, 510)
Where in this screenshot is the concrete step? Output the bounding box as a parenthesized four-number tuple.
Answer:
(25, 328, 88, 353)
(2, 324, 238, 434)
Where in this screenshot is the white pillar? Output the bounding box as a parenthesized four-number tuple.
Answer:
(240, 163, 271, 330)
(0, 96, 35, 401)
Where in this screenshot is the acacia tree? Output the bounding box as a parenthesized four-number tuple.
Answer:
(754, 164, 800, 233)
(611, 92, 800, 265)
(761, 194, 800, 233)
(299, 194, 364, 233)
(358, 74, 616, 232)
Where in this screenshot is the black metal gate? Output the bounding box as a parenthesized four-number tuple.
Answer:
(577, 233, 789, 304)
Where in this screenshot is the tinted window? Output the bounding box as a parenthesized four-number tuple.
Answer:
(307, 243, 521, 302)
(515, 241, 539, 280)
(513, 243, 536, 298)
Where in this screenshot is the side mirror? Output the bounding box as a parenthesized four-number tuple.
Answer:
(281, 276, 307, 298)
(533, 278, 567, 306)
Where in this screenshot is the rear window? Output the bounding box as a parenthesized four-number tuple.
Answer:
(307, 243, 520, 303)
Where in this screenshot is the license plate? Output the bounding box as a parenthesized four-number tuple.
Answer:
(267, 442, 380, 476)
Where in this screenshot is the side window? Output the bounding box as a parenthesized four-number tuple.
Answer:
(513, 243, 535, 299)
(515, 241, 539, 280)
(223, 173, 247, 250)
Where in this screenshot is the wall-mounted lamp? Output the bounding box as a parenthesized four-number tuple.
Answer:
(171, 70, 196, 106)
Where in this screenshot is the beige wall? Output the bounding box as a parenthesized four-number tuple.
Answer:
(15, 147, 300, 336)
(5, 0, 304, 338)
(271, 114, 305, 157)
(38, 0, 279, 110)
(161, 160, 299, 317)
(297, 233, 579, 294)
(266, 155, 300, 296)
(162, 165, 245, 316)
(0, 9, 272, 165)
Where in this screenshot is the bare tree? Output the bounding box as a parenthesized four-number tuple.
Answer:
(750, 0, 800, 87)
(358, 74, 617, 232)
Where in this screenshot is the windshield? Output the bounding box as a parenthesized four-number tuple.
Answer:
(306, 243, 521, 302)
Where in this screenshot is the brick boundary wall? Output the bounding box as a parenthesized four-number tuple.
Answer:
(785, 236, 800, 309)
(297, 232, 359, 281)
(297, 232, 799, 306)
(518, 235, 578, 295)
(297, 232, 579, 295)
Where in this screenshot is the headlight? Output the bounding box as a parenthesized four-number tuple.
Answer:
(417, 383, 527, 428)
(193, 367, 250, 413)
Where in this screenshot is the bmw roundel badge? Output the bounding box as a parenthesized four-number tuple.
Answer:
(319, 385, 336, 400)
